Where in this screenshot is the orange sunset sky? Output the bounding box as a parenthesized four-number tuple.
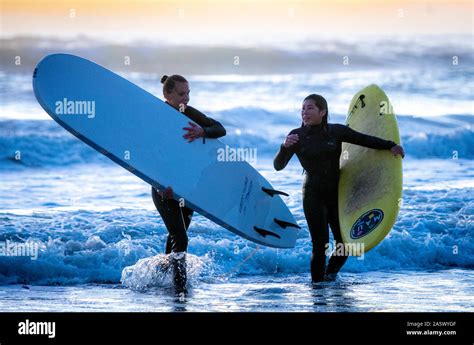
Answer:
(1, 0, 472, 44)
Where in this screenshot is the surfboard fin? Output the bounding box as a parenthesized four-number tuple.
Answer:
(274, 218, 301, 229)
(253, 226, 281, 239)
(261, 187, 289, 197)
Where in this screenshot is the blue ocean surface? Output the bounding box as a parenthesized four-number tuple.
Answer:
(0, 36, 473, 312)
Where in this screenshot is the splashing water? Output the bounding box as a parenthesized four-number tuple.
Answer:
(121, 253, 213, 291)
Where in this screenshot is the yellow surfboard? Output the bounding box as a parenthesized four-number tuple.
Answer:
(338, 85, 403, 255)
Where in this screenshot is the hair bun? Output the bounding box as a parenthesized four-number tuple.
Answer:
(160, 75, 168, 84)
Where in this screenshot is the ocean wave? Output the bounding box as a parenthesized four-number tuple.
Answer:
(0, 120, 109, 168)
(0, 186, 472, 286)
(2, 35, 473, 75)
(0, 114, 472, 170)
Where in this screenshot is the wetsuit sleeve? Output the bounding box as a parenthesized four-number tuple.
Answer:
(274, 130, 297, 170)
(337, 124, 397, 150)
(184, 106, 226, 139)
(274, 145, 295, 171)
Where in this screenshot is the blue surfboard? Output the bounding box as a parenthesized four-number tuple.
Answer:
(32, 54, 299, 248)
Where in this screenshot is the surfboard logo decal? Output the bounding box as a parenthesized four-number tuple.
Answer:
(347, 94, 366, 122)
(379, 100, 394, 116)
(239, 177, 248, 214)
(350, 209, 384, 239)
(239, 177, 253, 215)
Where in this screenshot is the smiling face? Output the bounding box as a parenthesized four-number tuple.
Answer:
(301, 99, 327, 126)
(164, 81, 190, 109)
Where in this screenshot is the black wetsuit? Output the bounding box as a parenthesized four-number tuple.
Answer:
(274, 123, 396, 282)
(151, 104, 226, 290)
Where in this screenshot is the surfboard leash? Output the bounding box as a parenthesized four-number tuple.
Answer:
(221, 245, 261, 279)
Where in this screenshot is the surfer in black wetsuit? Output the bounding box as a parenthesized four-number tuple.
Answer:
(151, 75, 226, 292)
(273, 94, 404, 283)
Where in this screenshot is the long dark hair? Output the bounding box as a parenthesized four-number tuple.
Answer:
(161, 74, 187, 94)
(302, 94, 329, 129)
